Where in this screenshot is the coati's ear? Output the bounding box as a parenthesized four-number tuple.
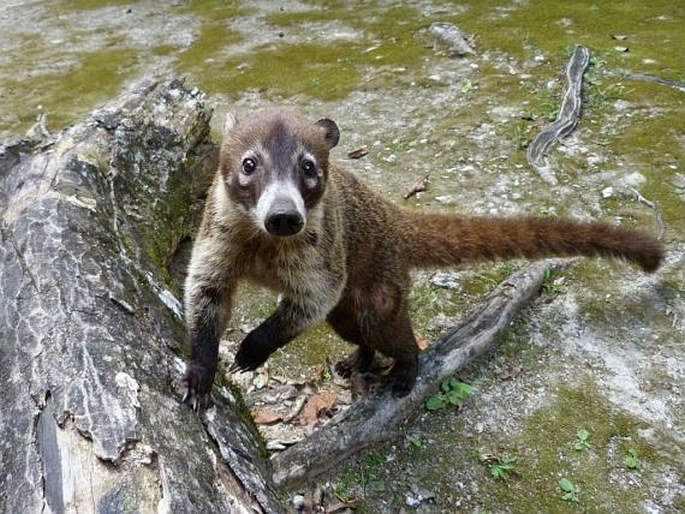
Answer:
(223, 112, 237, 135)
(315, 118, 340, 150)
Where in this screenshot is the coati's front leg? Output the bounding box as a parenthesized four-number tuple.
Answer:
(231, 294, 336, 373)
(183, 283, 234, 409)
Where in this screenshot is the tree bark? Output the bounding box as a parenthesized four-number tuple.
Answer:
(0, 79, 283, 513)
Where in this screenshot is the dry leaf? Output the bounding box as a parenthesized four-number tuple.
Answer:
(416, 333, 430, 351)
(299, 391, 337, 426)
(252, 409, 284, 425)
(404, 173, 431, 199)
(347, 146, 369, 159)
(497, 365, 522, 381)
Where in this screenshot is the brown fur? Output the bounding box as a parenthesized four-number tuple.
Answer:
(182, 109, 664, 406)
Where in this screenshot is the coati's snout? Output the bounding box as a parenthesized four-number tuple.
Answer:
(255, 182, 307, 237)
(263, 196, 305, 236)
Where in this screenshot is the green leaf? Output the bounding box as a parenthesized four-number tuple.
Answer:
(441, 380, 451, 393)
(455, 382, 473, 397)
(624, 449, 640, 469)
(490, 466, 506, 479)
(573, 441, 589, 451)
(425, 395, 445, 411)
(559, 478, 575, 492)
(577, 429, 590, 441)
(446, 391, 461, 405)
(562, 492, 578, 502)
(500, 457, 517, 469)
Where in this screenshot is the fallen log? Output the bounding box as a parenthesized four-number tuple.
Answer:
(526, 45, 590, 185)
(272, 259, 568, 487)
(0, 79, 283, 513)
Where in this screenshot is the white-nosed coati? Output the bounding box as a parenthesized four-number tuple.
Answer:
(182, 108, 663, 407)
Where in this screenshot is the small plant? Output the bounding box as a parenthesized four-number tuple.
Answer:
(584, 81, 627, 109)
(490, 456, 517, 480)
(333, 469, 361, 503)
(542, 268, 565, 293)
(478, 451, 518, 480)
(409, 435, 428, 449)
(590, 55, 607, 69)
(573, 428, 592, 451)
(389, 138, 409, 152)
(559, 478, 579, 502)
(624, 448, 640, 470)
(426, 378, 473, 411)
(511, 122, 528, 150)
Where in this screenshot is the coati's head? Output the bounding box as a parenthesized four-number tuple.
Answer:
(218, 109, 340, 237)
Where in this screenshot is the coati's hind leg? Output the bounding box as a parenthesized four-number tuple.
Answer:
(327, 304, 375, 378)
(335, 347, 376, 378)
(329, 282, 418, 397)
(367, 306, 418, 397)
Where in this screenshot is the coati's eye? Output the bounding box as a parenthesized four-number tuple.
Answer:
(242, 157, 257, 175)
(301, 159, 317, 178)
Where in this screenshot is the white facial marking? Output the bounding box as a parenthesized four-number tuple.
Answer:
(223, 112, 237, 134)
(302, 151, 321, 190)
(254, 179, 306, 232)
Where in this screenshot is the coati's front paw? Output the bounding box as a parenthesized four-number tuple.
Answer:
(229, 338, 270, 373)
(334, 356, 356, 378)
(182, 361, 216, 411)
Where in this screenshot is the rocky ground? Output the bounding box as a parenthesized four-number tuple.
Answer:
(1, 1, 683, 512)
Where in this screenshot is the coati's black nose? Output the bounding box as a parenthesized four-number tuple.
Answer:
(265, 211, 304, 236)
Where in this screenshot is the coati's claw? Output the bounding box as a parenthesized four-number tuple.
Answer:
(334, 357, 354, 378)
(384, 361, 417, 398)
(182, 360, 216, 410)
(228, 360, 254, 373)
(335, 348, 375, 378)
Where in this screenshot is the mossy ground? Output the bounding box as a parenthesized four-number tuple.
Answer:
(1, 0, 683, 511)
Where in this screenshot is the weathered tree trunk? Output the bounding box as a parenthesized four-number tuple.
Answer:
(0, 80, 283, 513)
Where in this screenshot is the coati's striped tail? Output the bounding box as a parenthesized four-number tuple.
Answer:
(400, 213, 663, 273)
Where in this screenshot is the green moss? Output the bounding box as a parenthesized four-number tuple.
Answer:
(451, 0, 683, 72)
(177, 2, 432, 101)
(176, 20, 243, 74)
(490, 386, 651, 511)
(215, 42, 363, 100)
(151, 44, 177, 57)
(59, 0, 132, 10)
(1, 47, 138, 136)
(180, 0, 245, 20)
(272, 321, 349, 370)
